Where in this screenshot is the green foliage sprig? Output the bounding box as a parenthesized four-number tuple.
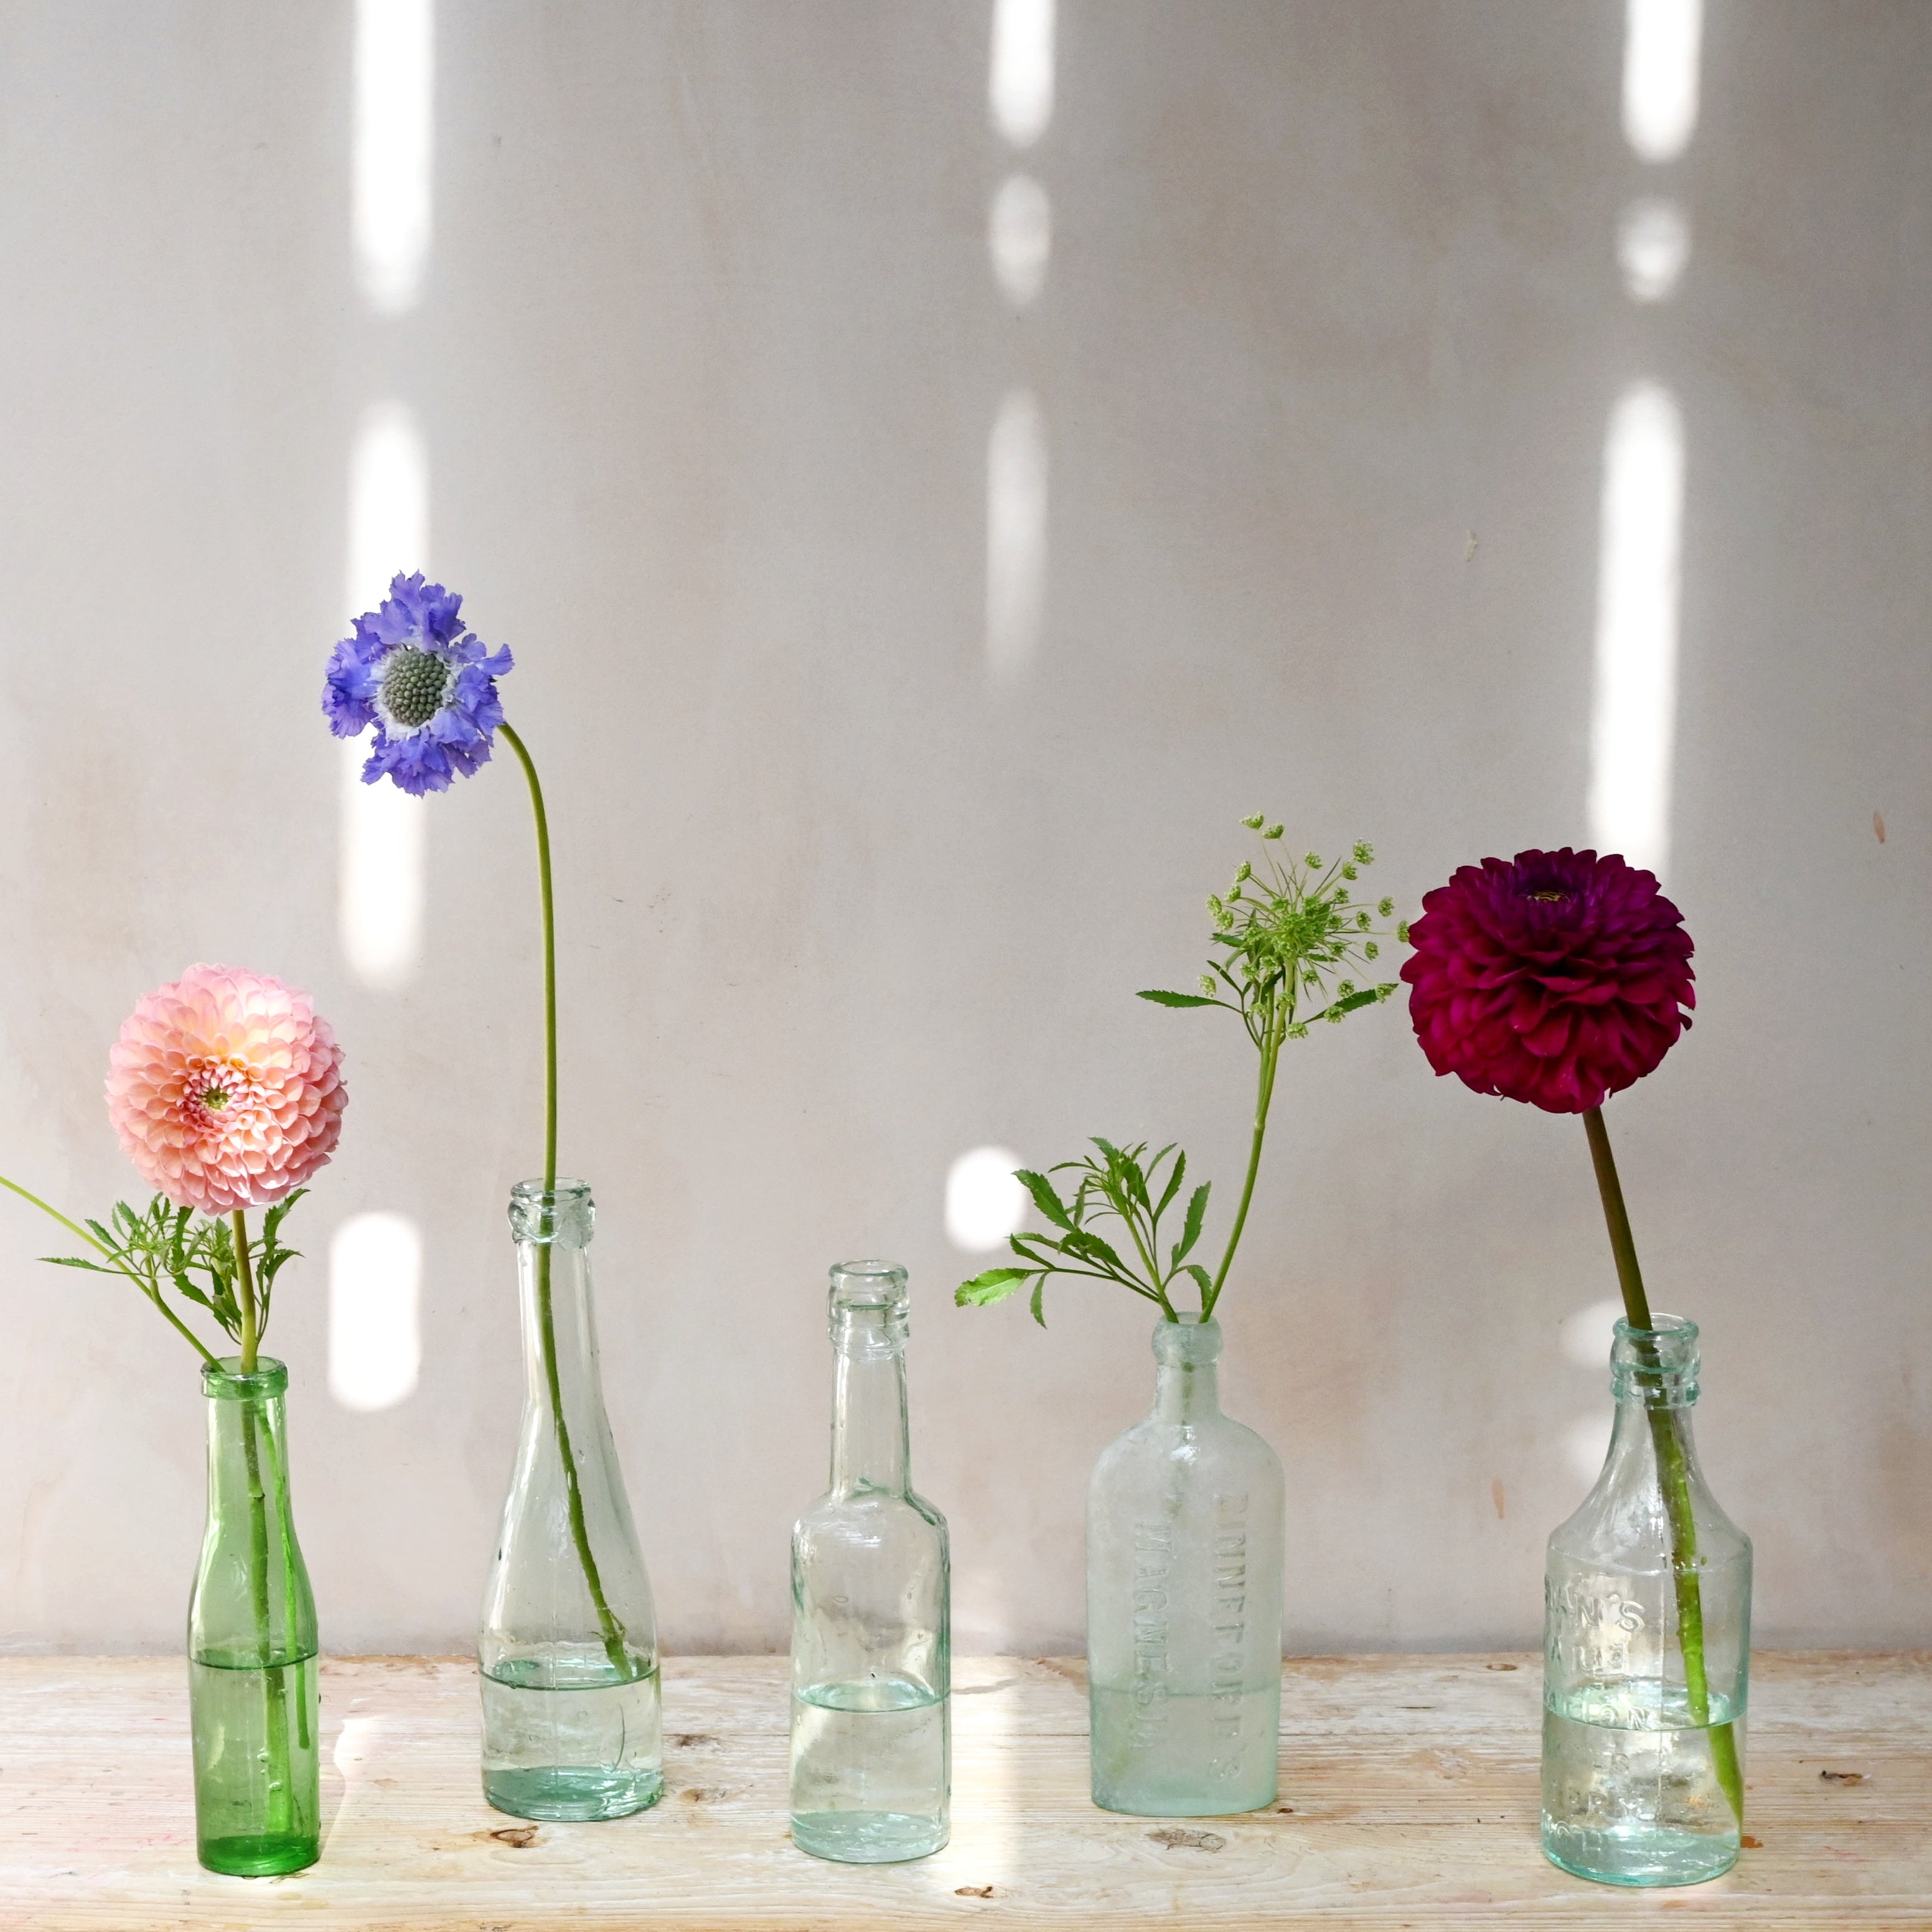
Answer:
(2, 1177, 309, 1367)
(958, 822, 1405, 1326)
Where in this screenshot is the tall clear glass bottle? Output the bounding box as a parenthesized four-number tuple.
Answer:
(188, 1356, 319, 1877)
(479, 1179, 662, 1821)
(1544, 1314, 1751, 1887)
(789, 1260, 950, 1863)
(1087, 1315, 1284, 1816)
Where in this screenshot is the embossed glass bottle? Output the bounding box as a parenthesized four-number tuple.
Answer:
(479, 1180, 662, 1821)
(1087, 1315, 1284, 1816)
(188, 1356, 320, 1877)
(789, 1260, 951, 1863)
(1544, 1315, 1750, 1887)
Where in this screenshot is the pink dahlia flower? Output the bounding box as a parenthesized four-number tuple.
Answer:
(106, 965, 347, 1215)
(1400, 848, 1694, 1114)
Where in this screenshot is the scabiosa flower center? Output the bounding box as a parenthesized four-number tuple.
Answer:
(379, 645, 455, 730)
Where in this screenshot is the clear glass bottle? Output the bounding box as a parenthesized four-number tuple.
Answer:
(479, 1179, 662, 1821)
(789, 1259, 950, 1864)
(1087, 1315, 1284, 1816)
(1543, 1314, 1751, 1887)
(188, 1356, 319, 1877)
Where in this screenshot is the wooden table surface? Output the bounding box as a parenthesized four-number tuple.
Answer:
(0, 1651, 1925, 1930)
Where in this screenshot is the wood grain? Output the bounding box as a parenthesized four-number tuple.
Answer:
(0, 1652, 1925, 1930)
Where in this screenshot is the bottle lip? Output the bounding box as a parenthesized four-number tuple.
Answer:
(509, 1178, 594, 1245)
(202, 1356, 289, 1398)
(1610, 1311, 1700, 1402)
(1153, 1313, 1222, 1362)
(509, 1177, 594, 1204)
(828, 1257, 909, 1310)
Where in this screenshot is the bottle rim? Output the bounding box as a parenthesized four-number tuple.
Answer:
(202, 1355, 289, 1398)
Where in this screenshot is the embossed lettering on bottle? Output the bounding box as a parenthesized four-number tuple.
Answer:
(1128, 1523, 1175, 1747)
(1206, 1492, 1250, 1778)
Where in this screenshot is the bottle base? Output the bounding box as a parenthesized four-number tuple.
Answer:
(790, 1810, 949, 1863)
(198, 1831, 321, 1877)
(484, 1765, 664, 1822)
(1542, 1820, 1738, 1888)
(1090, 1786, 1277, 1818)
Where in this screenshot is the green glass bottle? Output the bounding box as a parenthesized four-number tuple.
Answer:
(187, 1357, 319, 1877)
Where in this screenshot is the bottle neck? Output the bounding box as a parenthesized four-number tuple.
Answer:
(830, 1310, 911, 1495)
(516, 1232, 601, 1415)
(1152, 1316, 1225, 1423)
(510, 1180, 601, 1421)
(202, 1358, 293, 1522)
(1597, 1312, 1707, 1493)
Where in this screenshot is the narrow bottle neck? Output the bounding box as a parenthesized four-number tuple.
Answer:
(1154, 1353, 1223, 1423)
(202, 1359, 293, 1522)
(1151, 1317, 1226, 1423)
(516, 1236, 600, 1415)
(830, 1315, 911, 1496)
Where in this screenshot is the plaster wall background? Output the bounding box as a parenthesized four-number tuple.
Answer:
(0, 0, 1925, 1656)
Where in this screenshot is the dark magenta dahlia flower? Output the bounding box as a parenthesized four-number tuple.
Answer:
(1400, 848, 1694, 1114)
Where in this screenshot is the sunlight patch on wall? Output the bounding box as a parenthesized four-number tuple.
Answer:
(990, 0, 1054, 149)
(1622, 0, 1702, 164)
(1617, 198, 1689, 303)
(989, 174, 1051, 309)
(354, 0, 434, 314)
(986, 392, 1048, 680)
(329, 1212, 423, 1412)
(340, 401, 429, 989)
(945, 1147, 1028, 1254)
(1587, 382, 1684, 879)
(1559, 1297, 1625, 1368)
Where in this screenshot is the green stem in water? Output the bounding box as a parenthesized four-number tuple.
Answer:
(498, 722, 631, 1679)
(1583, 1107, 1744, 1826)
(1203, 1000, 1286, 1320)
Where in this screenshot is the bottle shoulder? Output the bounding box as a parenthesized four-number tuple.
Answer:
(1089, 1412, 1283, 1491)
(1549, 1472, 1752, 1574)
(793, 1487, 949, 1542)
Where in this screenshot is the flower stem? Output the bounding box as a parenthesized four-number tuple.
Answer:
(1582, 1106, 1743, 1826)
(1204, 1005, 1285, 1319)
(498, 721, 631, 1679)
(232, 1209, 260, 1374)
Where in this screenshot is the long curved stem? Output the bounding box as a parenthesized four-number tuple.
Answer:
(1204, 1003, 1285, 1318)
(497, 722, 630, 1677)
(1583, 1107, 1743, 1825)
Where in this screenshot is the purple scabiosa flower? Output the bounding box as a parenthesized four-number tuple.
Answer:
(324, 571, 514, 795)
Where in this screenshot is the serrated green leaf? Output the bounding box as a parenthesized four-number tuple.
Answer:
(1154, 1147, 1188, 1221)
(1172, 1181, 1211, 1264)
(1137, 989, 1219, 1008)
(955, 1267, 1030, 1308)
(1062, 1228, 1130, 1277)
(40, 1255, 111, 1273)
(1030, 1274, 1049, 1328)
(1176, 1262, 1213, 1301)
(1328, 987, 1381, 1016)
(1013, 1168, 1073, 1232)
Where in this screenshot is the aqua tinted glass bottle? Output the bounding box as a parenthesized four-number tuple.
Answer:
(479, 1180, 662, 1821)
(1086, 1316, 1284, 1816)
(789, 1260, 950, 1863)
(1543, 1315, 1750, 1886)
(188, 1357, 320, 1877)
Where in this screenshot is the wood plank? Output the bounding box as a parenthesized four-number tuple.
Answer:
(0, 1653, 1926, 1930)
